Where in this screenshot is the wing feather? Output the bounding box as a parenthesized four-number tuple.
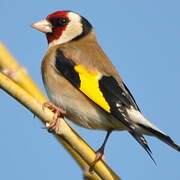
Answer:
(54, 49, 155, 162)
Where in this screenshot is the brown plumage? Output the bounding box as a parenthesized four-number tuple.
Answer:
(41, 31, 127, 130)
(32, 10, 180, 167)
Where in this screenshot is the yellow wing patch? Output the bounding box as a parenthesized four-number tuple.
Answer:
(74, 65, 111, 113)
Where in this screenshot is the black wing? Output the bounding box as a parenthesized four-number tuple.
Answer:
(55, 49, 155, 163)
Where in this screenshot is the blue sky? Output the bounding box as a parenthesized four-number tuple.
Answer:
(0, 0, 180, 179)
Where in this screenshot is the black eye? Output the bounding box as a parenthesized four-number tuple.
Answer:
(50, 18, 68, 27)
(60, 18, 67, 24)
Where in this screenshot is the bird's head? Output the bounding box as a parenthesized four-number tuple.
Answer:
(32, 11, 93, 47)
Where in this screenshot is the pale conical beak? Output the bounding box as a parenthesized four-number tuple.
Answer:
(31, 19, 52, 33)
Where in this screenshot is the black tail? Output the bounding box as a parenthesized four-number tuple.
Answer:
(138, 123, 180, 151)
(129, 131, 157, 165)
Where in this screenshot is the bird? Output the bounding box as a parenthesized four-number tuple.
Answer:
(31, 10, 180, 167)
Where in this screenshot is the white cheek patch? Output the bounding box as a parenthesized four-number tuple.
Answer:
(49, 12, 83, 48)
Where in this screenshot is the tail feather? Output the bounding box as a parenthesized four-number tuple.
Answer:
(129, 131, 157, 165)
(138, 123, 180, 152)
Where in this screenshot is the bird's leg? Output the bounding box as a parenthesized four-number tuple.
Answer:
(89, 130, 112, 172)
(42, 102, 66, 133)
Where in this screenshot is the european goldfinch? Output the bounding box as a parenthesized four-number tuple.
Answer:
(32, 10, 180, 165)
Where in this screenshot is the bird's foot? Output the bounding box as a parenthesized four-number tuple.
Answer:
(42, 102, 66, 133)
(89, 131, 111, 172)
(89, 149, 105, 172)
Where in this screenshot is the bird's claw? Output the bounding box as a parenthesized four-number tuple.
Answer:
(42, 102, 65, 134)
(89, 151, 104, 173)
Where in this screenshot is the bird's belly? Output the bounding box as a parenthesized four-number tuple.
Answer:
(43, 72, 126, 130)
